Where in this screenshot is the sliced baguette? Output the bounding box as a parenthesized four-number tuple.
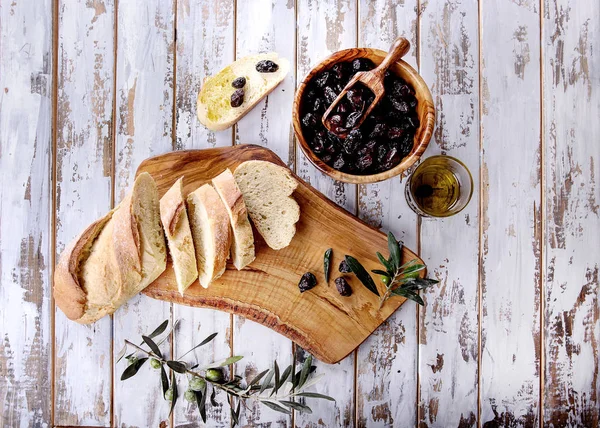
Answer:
(160, 178, 198, 295)
(233, 160, 300, 250)
(186, 184, 232, 288)
(54, 172, 167, 324)
(197, 52, 290, 131)
(212, 169, 255, 269)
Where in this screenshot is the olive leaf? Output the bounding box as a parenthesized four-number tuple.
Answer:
(371, 269, 390, 276)
(324, 248, 332, 283)
(297, 392, 335, 401)
(280, 400, 313, 413)
(178, 332, 218, 360)
(262, 400, 291, 414)
(121, 358, 148, 380)
(376, 252, 393, 274)
(280, 365, 292, 385)
(160, 364, 169, 395)
(248, 369, 269, 389)
(148, 319, 169, 339)
(169, 371, 178, 417)
(271, 360, 281, 396)
(203, 355, 243, 369)
(142, 335, 162, 359)
(387, 232, 402, 270)
(194, 379, 207, 423)
(166, 360, 187, 373)
(345, 255, 380, 296)
(116, 343, 128, 364)
(260, 369, 275, 394)
(298, 355, 312, 389)
(230, 396, 240, 426)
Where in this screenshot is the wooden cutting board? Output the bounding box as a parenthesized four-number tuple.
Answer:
(137, 145, 423, 364)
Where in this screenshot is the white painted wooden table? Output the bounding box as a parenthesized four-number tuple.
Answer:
(1, 0, 598, 427)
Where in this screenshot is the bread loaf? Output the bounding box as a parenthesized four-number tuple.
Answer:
(186, 184, 232, 287)
(233, 160, 299, 250)
(160, 178, 198, 295)
(53, 172, 166, 324)
(197, 52, 290, 131)
(212, 169, 255, 269)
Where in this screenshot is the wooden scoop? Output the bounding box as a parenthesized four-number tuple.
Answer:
(322, 37, 411, 138)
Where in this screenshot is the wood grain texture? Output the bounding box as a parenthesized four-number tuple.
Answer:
(355, 1, 420, 426)
(234, 1, 296, 426)
(293, 46, 435, 185)
(139, 146, 422, 365)
(295, 0, 358, 424)
(480, 1, 542, 425)
(112, 0, 175, 426)
(0, 0, 53, 426)
(53, 0, 114, 424)
(543, 0, 600, 425)
(417, 1, 480, 426)
(173, 0, 234, 425)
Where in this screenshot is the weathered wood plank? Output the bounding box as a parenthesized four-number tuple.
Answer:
(417, 1, 480, 427)
(543, 0, 600, 425)
(53, 0, 115, 425)
(173, 0, 234, 426)
(234, 0, 295, 426)
(480, 1, 541, 425)
(112, 0, 175, 426)
(0, 0, 53, 426)
(355, 1, 419, 426)
(296, 0, 357, 426)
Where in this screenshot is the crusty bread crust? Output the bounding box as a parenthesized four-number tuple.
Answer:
(53, 212, 114, 321)
(197, 52, 290, 131)
(187, 184, 232, 288)
(160, 178, 198, 294)
(212, 169, 255, 270)
(53, 172, 166, 324)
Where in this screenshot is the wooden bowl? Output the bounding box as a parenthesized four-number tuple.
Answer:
(293, 47, 435, 184)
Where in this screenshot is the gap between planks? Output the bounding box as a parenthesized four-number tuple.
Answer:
(538, 0, 545, 425)
(50, 0, 60, 425)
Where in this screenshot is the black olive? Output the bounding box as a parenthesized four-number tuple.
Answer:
(298, 272, 317, 293)
(231, 76, 246, 88)
(338, 260, 352, 273)
(335, 277, 352, 296)
(230, 89, 244, 107)
(255, 60, 279, 72)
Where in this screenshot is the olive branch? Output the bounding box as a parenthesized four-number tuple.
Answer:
(116, 320, 334, 425)
(344, 231, 439, 308)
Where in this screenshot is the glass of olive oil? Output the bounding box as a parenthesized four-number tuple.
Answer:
(405, 155, 473, 217)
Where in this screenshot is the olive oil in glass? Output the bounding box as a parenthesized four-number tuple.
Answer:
(405, 156, 473, 217)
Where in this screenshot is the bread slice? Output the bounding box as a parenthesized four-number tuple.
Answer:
(160, 178, 198, 295)
(186, 184, 232, 288)
(212, 169, 255, 270)
(54, 172, 167, 324)
(233, 161, 300, 250)
(197, 52, 290, 131)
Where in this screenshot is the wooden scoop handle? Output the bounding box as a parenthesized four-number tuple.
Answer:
(375, 37, 410, 77)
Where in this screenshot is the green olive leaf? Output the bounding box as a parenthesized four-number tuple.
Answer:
(297, 392, 336, 401)
(324, 248, 333, 283)
(177, 332, 218, 360)
(203, 355, 243, 369)
(387, 232, 402, 271)
(160, 364, 169, 395)
(298, 355, 312, 389)
(169, 371, 178, 417)
(142, 335, 162, 359)
(345, 255, 380, 296)
(260, 369, 275, 394)
(248, 369, 269, 388)
(371, 269, 390, 276)
(166, 360, 187, 373)
(376, 252, 393, 274)
(271, 360, 280, 396)
(280, 400, 313, 413)
(116, 343, 128, 364)
(120, 357, 148, 380)
(280, 365, 292, 385)
(262, 400, 291, 414)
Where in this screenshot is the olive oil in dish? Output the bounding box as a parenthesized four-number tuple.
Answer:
(405, 155, 473, 217)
